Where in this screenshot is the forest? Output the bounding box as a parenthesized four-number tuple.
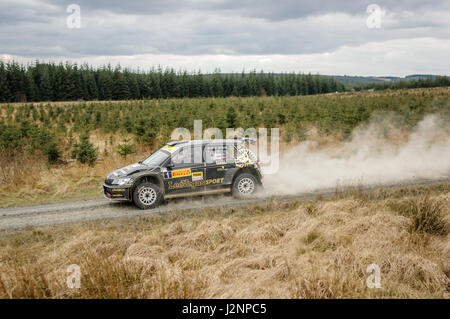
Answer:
(0, 61, 346, 102)
(1, 61, 449, 103)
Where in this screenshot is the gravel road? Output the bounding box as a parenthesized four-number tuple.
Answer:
(1, 177, 449, 230)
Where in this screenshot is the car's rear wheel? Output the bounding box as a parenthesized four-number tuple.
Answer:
(232, 173, 258, 199)
(133, 182, 162, 209)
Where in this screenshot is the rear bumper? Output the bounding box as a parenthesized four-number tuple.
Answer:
(103, 184, 132, 201)
(255, 169, 264, 184)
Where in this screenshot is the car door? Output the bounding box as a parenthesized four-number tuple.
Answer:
(163, 145, 205, 196)
(204, 143, 236, 190)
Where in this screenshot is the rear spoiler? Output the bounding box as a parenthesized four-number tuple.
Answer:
(166, 140, 189, 146)
(235, 137, 256, 145)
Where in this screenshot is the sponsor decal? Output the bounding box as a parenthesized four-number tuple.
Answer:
(235, 147, 255, 168)
(168, 177, 224, 190)
(192, 171, 203, 181)
(172, 168, 191, 178)
(112, 188, 125, 192)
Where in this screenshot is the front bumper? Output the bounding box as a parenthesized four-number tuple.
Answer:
(103, 184, 132, 201)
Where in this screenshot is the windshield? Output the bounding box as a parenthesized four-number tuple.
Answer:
(142, 149, 170, 166)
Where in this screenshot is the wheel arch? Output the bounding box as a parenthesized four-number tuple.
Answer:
(226, 166, 262, 186)
(132, 174, 165, 194)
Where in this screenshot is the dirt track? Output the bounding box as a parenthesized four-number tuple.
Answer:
(0, 177, 449, 230)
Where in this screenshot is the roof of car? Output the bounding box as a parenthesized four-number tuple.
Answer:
(166, 138, 254, 147)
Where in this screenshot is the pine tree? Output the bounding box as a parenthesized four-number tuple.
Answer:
(7, 62, 26, 102)
(226, 106, 237, 128)
(73, 132, 97, 166)
(113, 68, 130, 100)
(24, 71, 36, 102)
(98, 70, 113, 100)
(117, 137, 136, 158)
(127, 72, 140, 99)
(0, 62, 10, 102)
(85, 71, 98, 100)
(211, 69, 224, 97)
(61, 63, 77, 100)
(38, 67, 53, 101)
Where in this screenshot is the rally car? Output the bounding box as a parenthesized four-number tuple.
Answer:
(103, 138, 263, 209)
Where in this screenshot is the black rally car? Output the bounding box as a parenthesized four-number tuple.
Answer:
(103, 138, 263, 209)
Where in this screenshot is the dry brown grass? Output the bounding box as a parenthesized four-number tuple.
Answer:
(0, 183, 449, 299)
(387, 196, 449, 236)
(0, 132, 152, 208)
(0, 151, 45, 190)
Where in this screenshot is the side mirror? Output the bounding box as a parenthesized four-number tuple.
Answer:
(165, 163, 174, 169)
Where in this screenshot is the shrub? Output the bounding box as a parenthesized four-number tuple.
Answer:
(390, 196, 447, 235)
(73, 132, 97, 166)
(44, 140, 61, 163)
(117, 137, 136, 158)
(0, 124, 22, 151)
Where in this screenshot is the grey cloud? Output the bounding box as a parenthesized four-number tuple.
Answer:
(0, 0, 449, 58)
(42, 0, 450, 21)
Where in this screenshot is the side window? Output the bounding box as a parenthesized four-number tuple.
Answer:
(171, 147, 191, 166)
(171, 146, 203, 166)
(204, 145, 236, 164)
(192, 146, 203, 164)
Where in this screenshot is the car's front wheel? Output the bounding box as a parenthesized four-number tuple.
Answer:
(133, 182, 162, 209)
(232, 173, 259, 199)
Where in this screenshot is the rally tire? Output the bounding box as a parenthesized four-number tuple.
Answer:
(232, 173, 258, 199)
(133, 182, 162, 209)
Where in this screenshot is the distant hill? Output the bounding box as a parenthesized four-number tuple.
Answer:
(329, 74, 440, 84)
(219, 73, 445, 85)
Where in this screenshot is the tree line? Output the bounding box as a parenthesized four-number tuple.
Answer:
(0, 61, 348, 102)
(351, 76, 450, 91)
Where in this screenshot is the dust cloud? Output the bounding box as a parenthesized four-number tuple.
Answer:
(264, 114, 450, 194)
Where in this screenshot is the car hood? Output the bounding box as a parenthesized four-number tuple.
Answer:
(107, 163, 157, 179)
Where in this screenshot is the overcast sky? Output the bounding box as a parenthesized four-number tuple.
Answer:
(0, 0, 449, 76)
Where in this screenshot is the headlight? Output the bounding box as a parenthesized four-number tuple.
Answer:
(112, 178, 132, 185)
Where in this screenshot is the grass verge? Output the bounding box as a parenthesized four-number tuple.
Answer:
(0, 183, 449, 298)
